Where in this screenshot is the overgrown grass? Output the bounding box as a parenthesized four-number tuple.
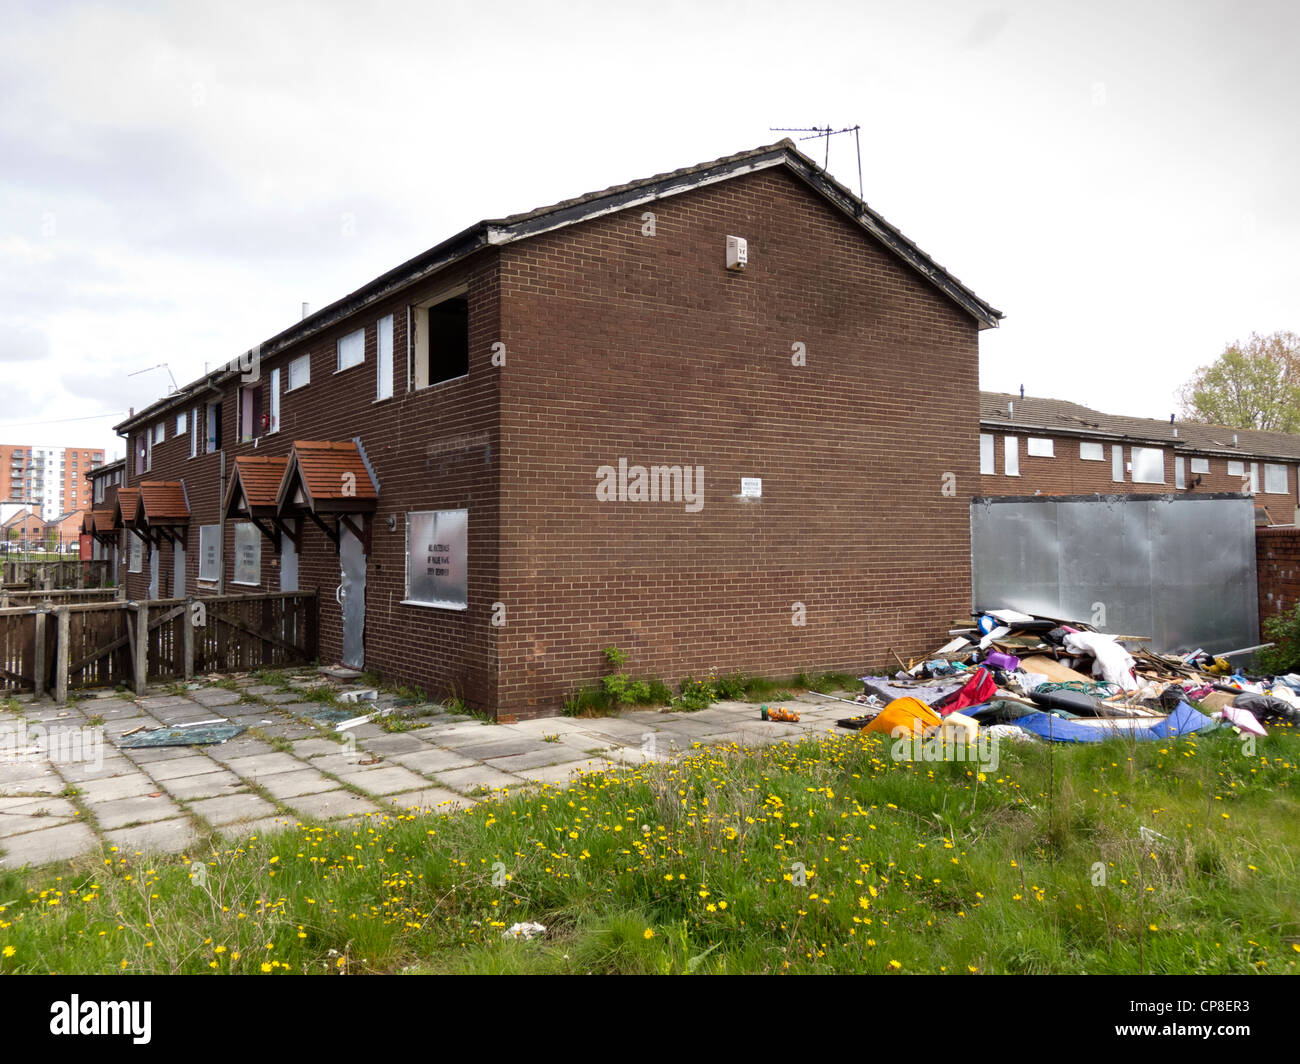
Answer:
(1, 725, 1296, 974)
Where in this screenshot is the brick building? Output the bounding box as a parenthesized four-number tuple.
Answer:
(0, 444, 105, 520)
(980, 392, 1300, 523)
(2, 508, 46, 548)
(110, 140, 1002, 718)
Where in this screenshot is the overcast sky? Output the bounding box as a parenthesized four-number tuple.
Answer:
(2, 0, 1296, 460)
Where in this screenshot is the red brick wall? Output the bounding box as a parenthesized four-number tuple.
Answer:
(1257, 526, 1300, 627)
(496, 168, 980, 716)
(980, 430, 1299, 515)
(118, 166, 987, 718)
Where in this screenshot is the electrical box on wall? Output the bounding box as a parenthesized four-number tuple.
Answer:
(726, 235, 747, 271)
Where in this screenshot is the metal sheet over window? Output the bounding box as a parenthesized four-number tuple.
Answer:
(1190, 457, 1209, 474)
(1027, 437, 1054, 457)
(1111, 445, 1124, 482)
(405, 509, 468, 609)
(1175, 456, 1186, 489)
(1264, 463, 1288, 495)
(979, 434, 994, 474)
(1079, 441, 1104, 461)
(1003, 436, 1019, 476)
(1131, 446, 1164, 484)
(199, 524, 221, 582)
(128, 534, 143, 573)
(233, 522, 261, 585)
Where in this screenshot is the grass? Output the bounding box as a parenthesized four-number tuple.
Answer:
(0, 721, 1296, 974)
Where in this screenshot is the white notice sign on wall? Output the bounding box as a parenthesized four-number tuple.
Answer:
(740, 478, 762, 498)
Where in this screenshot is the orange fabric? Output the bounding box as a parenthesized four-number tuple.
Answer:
(865, 697, 942, 736)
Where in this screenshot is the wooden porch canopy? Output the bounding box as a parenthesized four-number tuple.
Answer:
(131, 481, 190, 549)
(223, 455, 294, 552)
(275, 441, 378, 551)
(83, 509, 118, 546)
(112, 487, 140, 536)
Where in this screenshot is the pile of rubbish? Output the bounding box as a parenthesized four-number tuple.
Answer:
(840, 607, 1299, 744)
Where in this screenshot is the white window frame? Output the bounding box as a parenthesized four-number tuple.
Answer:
(1026, 437, 1054, 458)
(376, 314, 394, 402)
(979, 433, 994, 475)
(1131, 447, 1165, 484)
(408, 282, 470, 392)
(287, 353, 311, 391)
(269, 367, 281, 433)
(205, 400, 220, 453)
(1264, 463, 1288, 495)
(190, 406, 199, 458)
(154, 422, 165, 444)
(1003, 436, 1019, 476)
(336, 327, 365, 373)
(1190, 456, 1210, 474)
(1079, 441, 1104, 461)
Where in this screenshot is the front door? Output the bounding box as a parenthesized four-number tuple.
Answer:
(338, 522, 366, 668)
(172, 542, 185, 597)
(280, 522, 298, 592)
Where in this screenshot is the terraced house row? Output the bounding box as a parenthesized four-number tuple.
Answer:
(83, 139, 1004, 718)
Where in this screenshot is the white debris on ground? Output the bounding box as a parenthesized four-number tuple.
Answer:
(501, 922, 547, 941)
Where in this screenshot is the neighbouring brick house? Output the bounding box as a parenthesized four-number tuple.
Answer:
(980, 392, 1300, 523)
(2, 508, 45, 548)
(110, 140, 1002, 718)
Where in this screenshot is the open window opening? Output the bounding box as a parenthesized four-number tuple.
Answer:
(409, 288, 469, 390)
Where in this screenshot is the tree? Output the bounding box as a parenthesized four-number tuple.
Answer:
(1178, 330, 1300, 432)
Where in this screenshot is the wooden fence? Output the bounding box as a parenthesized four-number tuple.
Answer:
(0, 591, 318, 702)
(2, 559, 113, 590)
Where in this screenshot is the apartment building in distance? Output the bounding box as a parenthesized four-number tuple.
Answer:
(980, 392, 1300, 523)
(0, 444, 106, 521)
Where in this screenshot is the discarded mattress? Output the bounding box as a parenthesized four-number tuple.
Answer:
(865, 697, 942, 736)
(119, 723, 246, 748)
(1010, 701, 1217, 743)
(860, 675, 965, 707)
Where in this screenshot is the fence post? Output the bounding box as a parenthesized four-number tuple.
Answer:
(55, 606, 69, 704)
(134, 601, 149, 696)
(183, 596, 195, 681)
(33, 608, 46, 700)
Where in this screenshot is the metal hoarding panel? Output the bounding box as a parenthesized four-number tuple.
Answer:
(971, 494, 1258, 653)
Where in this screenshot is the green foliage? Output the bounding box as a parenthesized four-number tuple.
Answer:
(1179, 330, 1300, 432)
(1258, 604, 1300, 674)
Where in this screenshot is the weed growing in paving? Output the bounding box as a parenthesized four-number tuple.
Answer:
(0, 725, 1296, 974)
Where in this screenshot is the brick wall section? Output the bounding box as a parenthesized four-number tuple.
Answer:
(496, 168, 979, 716)
(1256, 526, 1300, 627)
(980, 430, 1299, 517)
(117, 166, 986, 719)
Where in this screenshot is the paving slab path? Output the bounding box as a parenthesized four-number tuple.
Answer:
(0, 676, 852, 869)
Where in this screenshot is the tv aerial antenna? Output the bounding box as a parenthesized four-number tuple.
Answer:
(128, 362, 178, 393)
(770, 125, 863, 199)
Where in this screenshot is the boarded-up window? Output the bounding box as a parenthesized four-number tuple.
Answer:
(1027, 437, 1054, 457)
(1190, 456, 1210, 474)
(1079, 441, 1104, 461)
(1264, 463, 1288, 495)
(979, 434, 994, 474)
(1112, 446, 1125, 483)
(128, 534, 143, 573)
(233, 522, 261, 585)
(377, 315, 394, 401)
(1227, 460, 1245, 478)
(1004, 436, 1019, 476)
(1132, 447, 1164, 484)
(1175, 456, 1185, 489)
(337, 327, 365, 372)
(404, 509, 468, 609)
(287, 353, 311, 391)
(199, 524, 221, 582)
